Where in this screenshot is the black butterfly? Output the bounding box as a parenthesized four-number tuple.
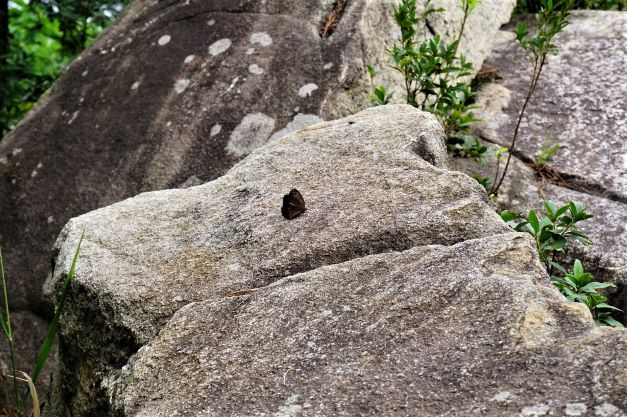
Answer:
(281, 189, 306, 220)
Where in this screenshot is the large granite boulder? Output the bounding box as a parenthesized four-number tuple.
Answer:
(47, 104, 498, 415)
(45, 105, 626, 416)
(0, 0, 515, 313)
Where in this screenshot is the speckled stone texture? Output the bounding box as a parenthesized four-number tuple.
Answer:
(114, 233, 626, 417)
(0, 0, 515, 315)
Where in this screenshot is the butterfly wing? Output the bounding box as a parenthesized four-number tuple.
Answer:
(281, 189, 306, 219)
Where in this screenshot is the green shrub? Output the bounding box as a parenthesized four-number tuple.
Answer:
(501, 202, 623, 328)
(368, 0, 480, 142)
(516, 0, 623, 12)
(551, 260, 623, 327)
(501, 201, 592, 273)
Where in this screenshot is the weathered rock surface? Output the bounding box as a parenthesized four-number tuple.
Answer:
(114, 233, 626, 417)
(45, 105, 518, 416)
(0, 0, 515, 312)
(473, 11, 627, 201)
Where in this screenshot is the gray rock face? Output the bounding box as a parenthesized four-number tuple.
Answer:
(0, 0, 515, 313)
(114, 233, 626, 417)
(474, 11, 627, 201)
(46, 105, 522, 416)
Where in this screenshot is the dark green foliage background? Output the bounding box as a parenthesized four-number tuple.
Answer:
(0, 0, 129, 139)
(516, 0, 624, 12)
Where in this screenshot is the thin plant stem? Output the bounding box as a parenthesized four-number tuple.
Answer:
(491, 56, 544, 194)
(0, 249, 18, 410)
(453, 1, 470, 58)
(490, 153, 502, 195)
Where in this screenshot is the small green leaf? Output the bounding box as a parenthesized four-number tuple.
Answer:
(527, 210, 540, 233)
(581, 282, 616, 292)
(572, 259, 584, 276)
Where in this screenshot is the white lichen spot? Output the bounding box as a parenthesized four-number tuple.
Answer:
(0, 155, 7, 165)
(323, 62, 333, 70)
(172, 295, 184, 302)
(226, 113, 276, 158)
(81, 70, 88, 77)
(184, 55, 195, 64)
(209, 38, 232, 56)
(47, 215, 54, 224)
(594, 403, 619, 417)
(248, 63, 264, 75)
(246, 47, 255, 55)
(174, 79, 190, 94)
(564, 403, 587, 416)
(158, 35, 171, 46)
(166, 121, 172, 127)
(68, 111, 79, 125)
(227, 262, 241, 271)
(250, 32, 272, 47)
(130, 81, 140, 90)
(210, 124, 222, 137)
(12, 148, 22, 156)
(207, 19, 215, 26)
(273, 395, 302, 417)
(298, 83, 318, 98)
(521, 404, 550, 416)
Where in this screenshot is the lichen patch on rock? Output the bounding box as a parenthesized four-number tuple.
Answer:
(209, 38, 232, 56)
(248, 63, 264, 75)
(298, 83, 318, 98)
(157, 35, 171, 46)
(250, 31, 273, 47)
(174, 79, 190, 94)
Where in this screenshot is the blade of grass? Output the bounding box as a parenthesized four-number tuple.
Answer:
(0, 248, 19, 410)
(31, 231, 84, 383)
